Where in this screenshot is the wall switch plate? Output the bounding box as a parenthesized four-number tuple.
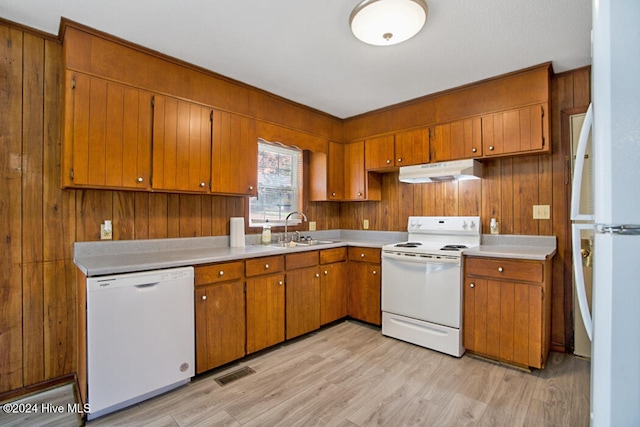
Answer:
(308, 221, 316, 231)
(533, 205, 550, 219)
(363, 219, 369, 230)
(101, 220, 113, 240)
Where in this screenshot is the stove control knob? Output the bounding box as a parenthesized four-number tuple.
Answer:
(462, 221, 468, 229)
(470, 221, 477, 229)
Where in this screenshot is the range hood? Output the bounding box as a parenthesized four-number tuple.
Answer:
(399, 159, 483, 183)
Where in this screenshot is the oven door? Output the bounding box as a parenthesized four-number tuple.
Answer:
(381, 251, 461, 328)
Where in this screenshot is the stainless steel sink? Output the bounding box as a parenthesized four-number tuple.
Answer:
(266, 240, 339, 248)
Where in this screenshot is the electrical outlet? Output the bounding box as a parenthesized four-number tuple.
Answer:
(363, 219, 369, 230)
(533, 205, 550, 219)
(308, 221, 317, 231)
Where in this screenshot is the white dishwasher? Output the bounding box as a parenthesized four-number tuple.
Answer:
(86, 266, 195, 420)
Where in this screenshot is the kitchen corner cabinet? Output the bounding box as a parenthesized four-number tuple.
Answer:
(194, 261, 246, 374)
(348, 247, 382, 325)
(151, 95, 212, 192)
(285, 252, 321, 339)
(463, 256, 552, 369)
(62, 71, 153, 189)
(481, 103, 549, 157)
(432, 118, 482, 162)
(211, 110, 258, 196)
(320, 248, 348, 325)
(245, 256, 286, 354)
(345, 141, 381, 201)
(309, 141, 344, 201)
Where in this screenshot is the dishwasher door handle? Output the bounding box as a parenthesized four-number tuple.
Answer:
(134, 282, 160, 288)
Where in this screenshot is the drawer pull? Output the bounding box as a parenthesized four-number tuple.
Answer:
(218, 271, 224, 276)
(278, 280, 283, 286)
(265, 264, 269, 269)
(201, 295, 207, 301)
(470, 283, 475, 288)
(498, 267, 503, 272)
(360, 253, 365, 258)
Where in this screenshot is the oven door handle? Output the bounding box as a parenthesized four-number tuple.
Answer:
(382, 251, 459, 265)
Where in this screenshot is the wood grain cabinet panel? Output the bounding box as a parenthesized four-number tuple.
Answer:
(432, 117, 482, 162)
(62, 71, 152, 189)
(194, 273, 245, 374)
(246, 273, 285, 354)
(348, 247, 381, 325)
(285, 266, 321, 340)
(394, 128, 430, 166)
(365, 135, 395, 171)
(246, 255, 285, 277)
(309, 141, 344, 201)
(344, 141, 381, 201)
(463, 256, 551, 369)
(211, 110, 257, 196)
(152, 95, 212, 192)
(482, 103, 548, 156)
(320, 261, 348, 325)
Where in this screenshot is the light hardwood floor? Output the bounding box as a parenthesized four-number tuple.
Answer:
(2, 320, 591, 426)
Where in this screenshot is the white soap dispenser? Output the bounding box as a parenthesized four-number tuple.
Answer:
(261, 224, 272, 245)
(490, 218, 500, 235)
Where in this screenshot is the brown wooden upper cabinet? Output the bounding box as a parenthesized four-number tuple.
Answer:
(152, 95, 212, 193)
(62, 72, 153, 190)
(394, 128, 430, 166)
(211, 110, 258, 196)
(482, 103, 548, 157)
(309, 141, 344, 201)
(432, 117, 482, 162)
(365, 135, 395, 170)
(345, 140, 381, 201)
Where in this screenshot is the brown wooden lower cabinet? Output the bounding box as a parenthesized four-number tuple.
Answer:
(348, 247, 382, 325)
(463, 256, 552, 369)
(246, 255, 286, 354)
(320, 248, 348, 325)
(285, 251, 321, 339)
(194, 262, 246, 374)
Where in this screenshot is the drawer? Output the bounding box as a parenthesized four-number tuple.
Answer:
(320, 247, 347, 264)
(465, 257, 543, 283)
(348, 247, 381, 263)
(286, 251, 319, 270)
(246, 255, 285, 277)
(195, 261, 244, 286)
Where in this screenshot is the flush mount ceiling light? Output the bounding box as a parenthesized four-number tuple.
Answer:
(349, 0, 428, 46)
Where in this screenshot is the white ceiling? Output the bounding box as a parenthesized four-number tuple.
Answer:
(0, 0, 592, 118)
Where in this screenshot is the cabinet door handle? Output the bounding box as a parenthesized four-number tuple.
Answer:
(315, 273, 320, 278)
(386, 159, 391, 164)
(324, 270, 328, 275)
(397, 158, 403, 163)
(248, 185, 254, 191)
(372, 270, 377, 275)
(470, 283, 475, 288)
(357, 192, 362, 197)
(278, 280, 283, 286)
(137, 176, 144, 183)
(218, 270, 224, 276)
(489, 145, 495, 151)
(472, 148, 477, 153)
(200, 182, 206, 188)
(498, 267, 503, 272)
(331, 192, 336, 197)
(201, 295, 207, 300)
(265, 264, 270, 269)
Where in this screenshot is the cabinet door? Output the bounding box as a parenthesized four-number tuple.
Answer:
(394, 128, 430, 167)
(463, 277, 544, 368)
(344, 140, 366, 200)
(433, 117, 482, 162)
(211, 110, 257, 196)
(246, 274, 285, 354)
(195, 280, 245, 373)
(482, 104, 546, 156)
(348, 262, 381, 325)
(320, 262, 348, 325)
(365, 135, 395, 170)
(327, 141, 345, 200)
(286, 267, 321, 339)
(63, 72, 152, 189)
(152, 95, 212, 192)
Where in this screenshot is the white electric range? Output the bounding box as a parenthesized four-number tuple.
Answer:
(381, 216, 481, 357)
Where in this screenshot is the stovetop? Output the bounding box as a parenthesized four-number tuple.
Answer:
(382, 216, 481, 257)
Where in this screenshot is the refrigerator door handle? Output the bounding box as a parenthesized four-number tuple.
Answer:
(572, 223, 593, 341)
(571, 103, 594, 221)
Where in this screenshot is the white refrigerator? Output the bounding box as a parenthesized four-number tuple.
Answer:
(572, 0, 640, 425)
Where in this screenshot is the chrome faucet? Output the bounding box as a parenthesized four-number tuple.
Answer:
(284, 211, 307, 242)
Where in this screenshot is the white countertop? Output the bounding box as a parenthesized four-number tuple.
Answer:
(74, 230, 406, 277)
(463, 234, 557, 260)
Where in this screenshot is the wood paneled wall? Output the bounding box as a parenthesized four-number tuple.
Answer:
(0, 15, 589, 397)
